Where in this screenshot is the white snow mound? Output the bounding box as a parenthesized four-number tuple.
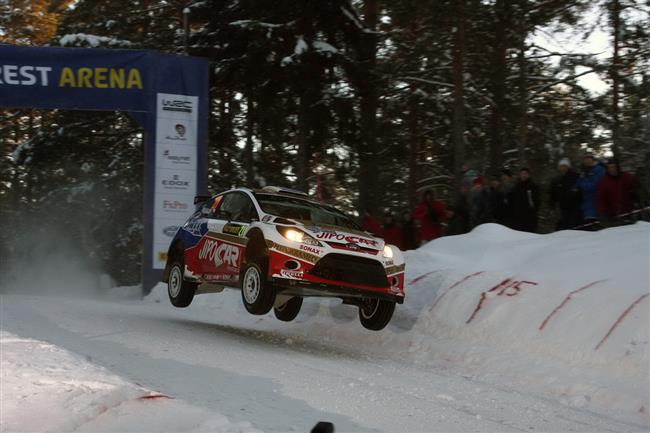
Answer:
(148, 222, 650, 424)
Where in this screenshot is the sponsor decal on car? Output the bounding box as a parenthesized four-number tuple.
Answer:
(198, 239, 240, 268)
(163, 226, 179, 237)
(313, 232, 378, 247)
(266, 240, 320, 264)
(182, 221, 204, 236)
(203, 273, 236, 282)
(299, 244, 321, 254)
(280, 269, 304, 279)
(223, 223, 244, 236)
(385, 263, 406, 275)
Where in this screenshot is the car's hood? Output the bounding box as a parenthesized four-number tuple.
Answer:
(301, 223, 383, 250)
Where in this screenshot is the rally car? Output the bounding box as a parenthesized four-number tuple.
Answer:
(162, 186, 405, 330)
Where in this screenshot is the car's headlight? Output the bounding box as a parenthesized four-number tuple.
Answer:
(383, 245, 394, 258)
(277, 227, 322, 246)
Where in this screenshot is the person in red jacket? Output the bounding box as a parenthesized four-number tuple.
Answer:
(597, 158, 636, 224)
(382, 212, 404, 250)
(414, 190, 446, 244)
(361, 208, 383, 237)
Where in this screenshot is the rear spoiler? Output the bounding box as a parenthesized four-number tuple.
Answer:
(194, 195, 211, 205)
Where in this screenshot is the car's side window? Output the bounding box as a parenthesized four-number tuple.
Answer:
(201, 195, 223, 218)
(216, 193, 258, 223)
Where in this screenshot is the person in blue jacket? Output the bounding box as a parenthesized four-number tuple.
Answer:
(577, 153, 606, 228)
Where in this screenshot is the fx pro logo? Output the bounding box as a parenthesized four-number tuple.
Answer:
(198, 239, 240, 268)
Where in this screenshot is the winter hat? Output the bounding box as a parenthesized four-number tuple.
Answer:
(606, 158, 619, 166)
(558, 158, 571, 168)
(472, 176, 484, 186)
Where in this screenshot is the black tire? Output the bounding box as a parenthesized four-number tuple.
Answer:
(240, 260, 275, 315)
(167, 260, 197, 308)
(273, 297, 303, 322)
(358, 299, 396, 331)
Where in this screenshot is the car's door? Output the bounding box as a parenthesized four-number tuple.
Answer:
(199, 192, 258, 283)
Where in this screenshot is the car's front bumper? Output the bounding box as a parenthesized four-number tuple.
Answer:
(271, 277, 405, 304)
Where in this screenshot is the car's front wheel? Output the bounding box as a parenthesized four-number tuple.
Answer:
(274, 297, 303, 322)
(240, 261, 275, 315)
(358, 298, 395, 331)
(168, 260, 197, 308)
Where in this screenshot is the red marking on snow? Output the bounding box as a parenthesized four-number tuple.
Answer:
(429, 271, 484, 311)
(138, 394, 173, 400)
(465, 279, 538, 324)
(539, 280, 606, 331)
(594, 293, 649, 351)
(409, 270, 442, 285)
(465, 278, 513, 324)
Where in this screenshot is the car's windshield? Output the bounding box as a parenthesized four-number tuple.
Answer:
(255, 194, 360, 230)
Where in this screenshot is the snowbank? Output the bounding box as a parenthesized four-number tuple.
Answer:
(0, 331, 260, 433)
(147, 222, 650, 424)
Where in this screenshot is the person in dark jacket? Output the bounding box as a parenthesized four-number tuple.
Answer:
(401, 211, 419, 250)
(495, 169, 515, 228)
(414, 189, 447, 243)
(549, 158, 582, 230)
(511, 167, 540, 233)
(361, 208, 382, 237)
(597, 158, 636, 225)
(486, 176, 501, 222)
(382, 212, 403, 250)
(634, 152, 650, 222)
(468, 176, 491, 228)
(577, 154, 606, 227)
(446, 185, 471, 236)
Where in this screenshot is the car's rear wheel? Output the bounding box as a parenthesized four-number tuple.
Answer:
(273, 297, 303, 322)
(168, 260, 197, 308)
(358, 298, 395, 331)
(240, 260, 275, 315)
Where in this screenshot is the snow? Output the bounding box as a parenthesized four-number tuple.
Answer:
(59, 34, 132, 48)
(312, 41, 338, 55)
(293, 36, 308, 56)
(1, 223, 649, 431)
(0, 331, 260, 433)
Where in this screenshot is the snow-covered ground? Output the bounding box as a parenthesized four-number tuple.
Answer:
(1, 223, 649, 432)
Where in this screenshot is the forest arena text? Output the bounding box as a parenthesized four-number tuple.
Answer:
(0, 65, 143, 89)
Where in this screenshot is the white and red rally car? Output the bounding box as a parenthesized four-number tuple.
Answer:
(163, 186, 405, 330)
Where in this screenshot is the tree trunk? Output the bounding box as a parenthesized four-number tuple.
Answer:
(452, 0, 467, 186)
(489, 0, 509, 172)
(517, 32, 528, 167)
(610, 0, 621, 159)
(244, 92, 255, 186)
(408, 94, 419, 209)
(357, 0, 379, 214)
(296, 94, 311, 192)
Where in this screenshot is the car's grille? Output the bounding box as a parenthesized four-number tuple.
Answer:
(309, 254, 388, 288)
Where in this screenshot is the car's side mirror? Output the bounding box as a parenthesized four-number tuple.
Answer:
(200, 207, 213, 217)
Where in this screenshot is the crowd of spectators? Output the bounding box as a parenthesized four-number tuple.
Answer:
(360, 152, 650, 250)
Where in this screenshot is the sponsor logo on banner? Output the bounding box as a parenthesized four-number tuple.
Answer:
(164, 123, 188, 142)
(163, 200, 189, 210)
(161, 174, 190, 190)
(163, 226, 179, 237)
(198, 239, 240, 268)
(162, 98, 193, 113)
(158, 251, 168, 262)
(162, 149, 191, 165)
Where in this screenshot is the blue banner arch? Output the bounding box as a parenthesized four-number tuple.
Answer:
(0, 44, 209, 292)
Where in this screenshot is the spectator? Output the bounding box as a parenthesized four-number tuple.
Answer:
(469, 176, 491, 228)
(495, 169, 515, 228)
(549, 158, 582, 230)
(382, 211, 403, 250)
(597, 158, 635, 225)
(511, 167, 540, 233)
(577, 153, 606, 228)
(446, 184, 470, 235)
(414, 189, 447, 244)
(634, 152, 650, 221)
(361, 208, 382, 237)
(401, 211, 419, 250)
(486, 175, 501, 221)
